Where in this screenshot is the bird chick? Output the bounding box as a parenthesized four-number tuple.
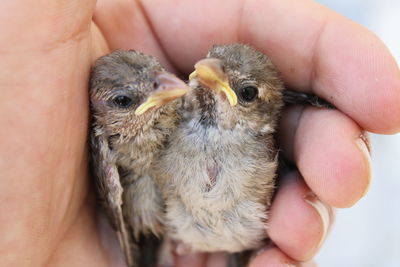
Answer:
(154, 44, 284, 255)
(89, 49, 189, 267)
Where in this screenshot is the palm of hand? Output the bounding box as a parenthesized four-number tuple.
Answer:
(1, 1, 399, 267)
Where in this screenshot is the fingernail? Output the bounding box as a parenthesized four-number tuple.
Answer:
(304, 192, 332, 249)
(283, 263, 297, 267)
(358, 132, 371, 153)
(356, 132, 372, 197)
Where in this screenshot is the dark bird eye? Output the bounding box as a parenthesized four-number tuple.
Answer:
(113, 95, 133, 108)
(239, 86, 258, 102)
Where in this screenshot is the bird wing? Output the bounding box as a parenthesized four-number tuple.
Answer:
(282, 89, 335, 109)
(90, 133, 136, 267)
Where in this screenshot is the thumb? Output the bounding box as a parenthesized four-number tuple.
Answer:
(0, 1, 97, 266)
(1, 0, 96, 50)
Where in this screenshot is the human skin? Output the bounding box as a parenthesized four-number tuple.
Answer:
(0, 0, 399, 266)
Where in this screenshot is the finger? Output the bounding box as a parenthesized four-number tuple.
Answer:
(141, 0, 240, 72)
(279, 106, 371, 207)
(142, 0, 400, 134)
(205, 252, 227, 267)
(249, 246, 299, 267)
(175, 251, 228, 267)
(250, 247, 317, 267)
(267, 172, 334, 261)
(1, 0, 95, 51)
(175, 252, 207, 267)
(93, 0, 177, 71)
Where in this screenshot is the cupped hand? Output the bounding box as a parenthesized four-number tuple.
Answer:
(1, 0, 399, 266)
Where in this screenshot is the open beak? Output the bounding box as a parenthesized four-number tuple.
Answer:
(135, 72, 189, 115)
(189, 58, 237, 106)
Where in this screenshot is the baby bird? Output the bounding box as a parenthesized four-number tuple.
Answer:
(154, 44, 284, 257)
(89, 50, 189, 267)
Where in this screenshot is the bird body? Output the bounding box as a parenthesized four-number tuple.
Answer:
(89, 49, 189, 266)
(155, 44, 284, 254)
(155, 111, 277, 252)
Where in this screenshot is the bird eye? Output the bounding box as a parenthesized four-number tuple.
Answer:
(239, 86, 258, 102)
(113, 95, 133, 108)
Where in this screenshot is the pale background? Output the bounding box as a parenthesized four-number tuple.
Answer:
(314, 1, 400, 266)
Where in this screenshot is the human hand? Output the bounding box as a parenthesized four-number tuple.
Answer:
(1, 0, 399, 266)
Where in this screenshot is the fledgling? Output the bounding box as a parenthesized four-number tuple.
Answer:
(154, 44, 284, 261)
(89, 50, 189, 267)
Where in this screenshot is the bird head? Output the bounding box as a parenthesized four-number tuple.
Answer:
(187, 44, 284, 134)
(90, 50, 189, 139)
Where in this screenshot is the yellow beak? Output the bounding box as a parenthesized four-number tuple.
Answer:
(135, 72, 189, 115)
(190, 58, 237, 106)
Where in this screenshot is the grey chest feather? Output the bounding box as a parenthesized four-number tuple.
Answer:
(154, 120, 278, 252)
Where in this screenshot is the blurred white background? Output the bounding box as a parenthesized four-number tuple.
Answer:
(314, 1, 400, 266)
